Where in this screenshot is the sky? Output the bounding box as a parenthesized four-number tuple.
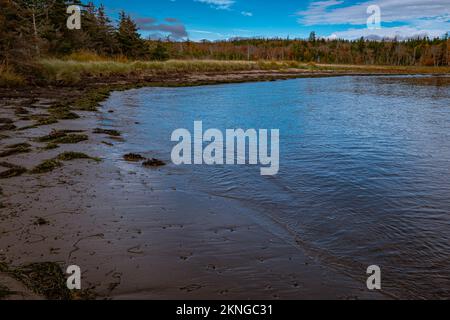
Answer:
(91, 0, 450, 41)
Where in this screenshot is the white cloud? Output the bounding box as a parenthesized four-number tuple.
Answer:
(327, 25, 448, 40)
(195, 0, 235, 10)
(241, 11, 253, 17)
(297, 0, 450, 25)
(297, 0, 449, 39)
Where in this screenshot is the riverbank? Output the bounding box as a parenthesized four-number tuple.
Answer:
(1, 67, 448, 299)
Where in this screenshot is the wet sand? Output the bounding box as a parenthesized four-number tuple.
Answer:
(0, 70, 396, 299)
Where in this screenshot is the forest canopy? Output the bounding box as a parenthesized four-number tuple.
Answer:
(0, 0, 449, 67)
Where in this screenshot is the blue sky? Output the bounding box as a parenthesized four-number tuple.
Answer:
(91, 0, 450, 41)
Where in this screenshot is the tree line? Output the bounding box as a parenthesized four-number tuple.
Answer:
(1, 0, 449, 68)
(161, 35, 449, 67)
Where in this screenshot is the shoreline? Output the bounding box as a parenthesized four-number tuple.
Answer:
(1, 69, 447, 299)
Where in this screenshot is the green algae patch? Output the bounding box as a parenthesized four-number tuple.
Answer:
(9, 262, 71, 300)
(56, 152, 100, 162)
(143, 158, 166, 168)
(0, 124, 16, 131)
(48, 104, 80, 120)
(31, 159, 63, 174)
(0, 284, 14, 299)
(0, 262, 96, 300)
(123, 153, 145, 162)
(0, 143, 32, 158)
(36, 130, 88, 144)
(73, 89, 111, 111)
(0, 162, 27, 179)
(0, 118, 13, 124)
(42, 143, 59, 150)
(93, 128, 121, 137)
(33, 217, 50, 226)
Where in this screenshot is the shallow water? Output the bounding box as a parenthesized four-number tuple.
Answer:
(102, 76, 450, 299)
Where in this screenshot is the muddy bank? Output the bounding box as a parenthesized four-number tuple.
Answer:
(0, 70, 397, 299)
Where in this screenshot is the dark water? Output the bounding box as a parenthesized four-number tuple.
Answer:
(103, 76, 450, 299)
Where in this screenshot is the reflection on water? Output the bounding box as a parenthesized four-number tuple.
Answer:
(103, 76, 450, 299)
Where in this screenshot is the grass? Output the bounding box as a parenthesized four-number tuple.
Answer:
(38, 58, 312, 84)
(38, 57, 450, 85)
(0, 66, 25, 87)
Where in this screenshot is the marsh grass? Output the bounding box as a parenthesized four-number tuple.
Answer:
(39, 58, 310, 84)
(0, 66, 25, 87)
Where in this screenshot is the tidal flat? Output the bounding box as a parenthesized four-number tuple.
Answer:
(0, 72, 449, 299)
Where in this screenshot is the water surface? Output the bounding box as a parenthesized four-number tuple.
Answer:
(102, 76, 450, 299)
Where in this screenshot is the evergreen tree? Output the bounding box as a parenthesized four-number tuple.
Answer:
(116, 11, 148, 58)
(150, 42, 169, 61)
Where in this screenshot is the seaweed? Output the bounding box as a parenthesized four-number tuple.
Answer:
(143, 158, 166, 168)
(10, 262, 71, 300)
(35, 117, 58, 126)
(93, 128, 121, 137)
(0, 118, 13, 124)
(30, 159, 63, 174)
(0, 124, 16, 131)
(123, 153, 145, 162)
(36, 130, 88, 144)
(34, 217, 50, 226)
(15, 107, 29, 115)
(0, 143, 32, 157)
(52, 134, 88, 144)
(42, 143, 59, 150)
(73, 89, 111, 111)
(0, 284, 14, 299)
(48, 104, 79, 120)
(56, 152, 100, 162)
(0, 162, 27, 179)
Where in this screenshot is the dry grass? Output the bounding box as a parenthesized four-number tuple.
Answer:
(3, 55, 445, 86)
(0, 66, 26, 87)
(38, 58, 311, 84)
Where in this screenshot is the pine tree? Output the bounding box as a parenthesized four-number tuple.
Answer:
(116, 11, 148, 58)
